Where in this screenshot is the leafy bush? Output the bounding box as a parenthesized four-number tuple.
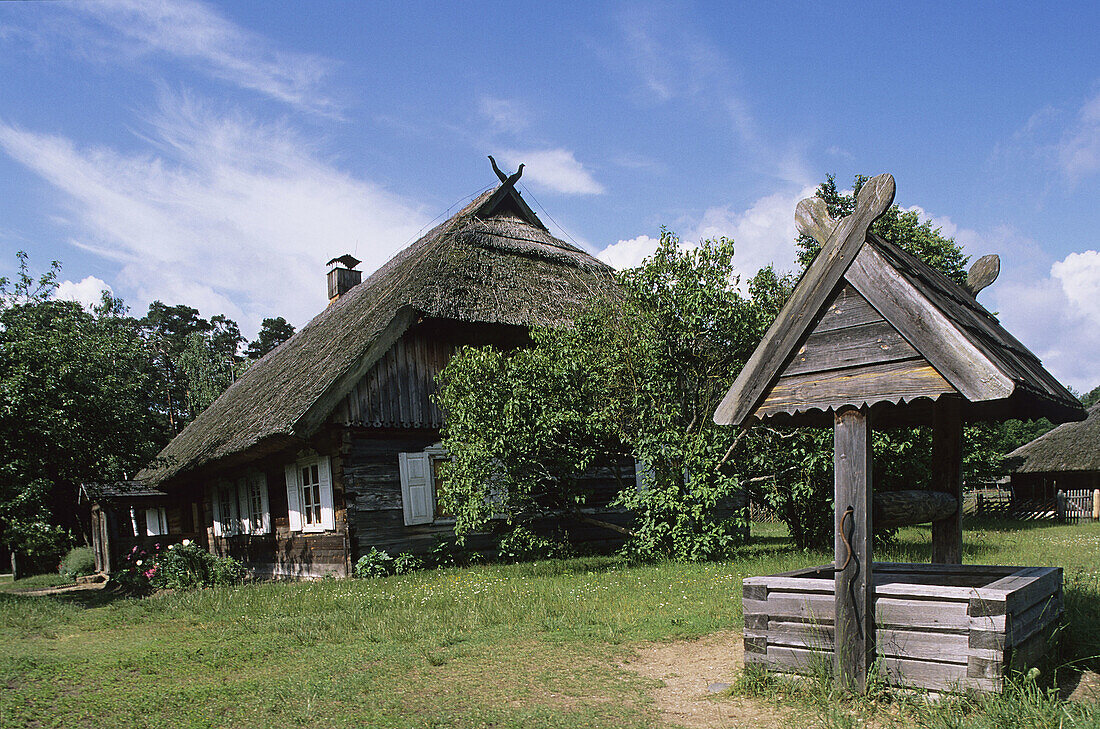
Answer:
(354, 548, 394, 578)
(354, 548, 425, 578)
(496, 525, 570, 563)
(111, 541, 244, 594)
(60, 546, 96, 579)
(392, 552, 423, 575)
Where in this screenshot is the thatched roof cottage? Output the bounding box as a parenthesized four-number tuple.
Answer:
(91, 169, 628, 577)
(1007, 403, 1100, 501)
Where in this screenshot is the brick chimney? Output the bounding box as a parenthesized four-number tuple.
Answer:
(327, 254, 362, 303)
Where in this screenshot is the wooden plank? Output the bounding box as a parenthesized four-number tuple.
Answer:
(932, 397, 964, 563)
(767, 622, 971, 663)
(714, 173, 896, 426)
(834, 407, 874, 691)
(846, 243, 1014, 403)
(785, 320, 917, 377)
(1007, 592, 1063, 648)
(813, 284, 885, 333)
(758, 358, 955, 417)
(879, 656, 999, 693)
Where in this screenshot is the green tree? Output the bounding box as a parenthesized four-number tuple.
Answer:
(436, 233, 784, 560)
(246, 316, 295, 360)
(0, 254, 164, 576)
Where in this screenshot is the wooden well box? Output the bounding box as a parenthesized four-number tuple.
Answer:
(743, 563, 1063, 693)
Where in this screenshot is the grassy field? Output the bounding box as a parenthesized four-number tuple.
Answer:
(1, 519, 1098, 728)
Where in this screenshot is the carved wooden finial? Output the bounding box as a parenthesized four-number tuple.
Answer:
(965, 254, 1000, 296)
(488, 155, 524, 188)
(795, 173, 895, 249)
(488, 155, 508, 183)
(795, 197, 837, 245)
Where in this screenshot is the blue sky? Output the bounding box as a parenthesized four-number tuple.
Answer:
(1, 1, 1098, 392)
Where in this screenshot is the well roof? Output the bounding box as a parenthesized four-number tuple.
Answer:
(713, 173, 1085, 428)
(139, 181, 618, 486)
(1007, 403, 1100, 473)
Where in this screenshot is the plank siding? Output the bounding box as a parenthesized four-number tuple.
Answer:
(342, 428, 643, 558)
(743, 563, 1062, 693)
(332, 319, 529, 430)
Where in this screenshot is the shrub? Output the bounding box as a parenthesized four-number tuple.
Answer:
(60, 546, 96, 579)
(496, 525, 570, 563)
(393, 552, 423, 575)
(112, 541, 245, 595)
(354, 548, 395, 578)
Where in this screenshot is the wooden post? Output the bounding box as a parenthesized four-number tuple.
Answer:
(834, 407, 874, 692)
(931, 396, 963, 564)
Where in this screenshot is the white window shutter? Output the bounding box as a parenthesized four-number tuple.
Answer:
(210, 486, 223, 537)
(254, 473, 271, 534)
(399, 452, 433, 525)
(318, 456, 335, 531)
(236, 478, 250, 535)
(285, 463, 302, 532)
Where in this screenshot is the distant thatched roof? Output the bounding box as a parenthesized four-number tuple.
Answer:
(1007, 403, 1100, 473)
(138, 181, 618, 486)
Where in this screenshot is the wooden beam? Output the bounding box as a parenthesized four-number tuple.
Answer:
(834, 407, 874, 691)
(932, 396, 963, 564)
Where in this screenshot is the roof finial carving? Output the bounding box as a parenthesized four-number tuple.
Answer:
(487, 155, 524, 189)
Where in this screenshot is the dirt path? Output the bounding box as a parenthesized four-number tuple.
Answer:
(618, 630, 792, 729)
(14, 581, 106, 597)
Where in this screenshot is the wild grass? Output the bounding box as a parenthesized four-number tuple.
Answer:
(0, 519, 1097, 728)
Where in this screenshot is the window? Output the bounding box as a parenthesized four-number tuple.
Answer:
(285, 455, 334, 532)
(237, 473, 271, 535)
(145, 506, 168, 536)
(212, 481, 239, 537)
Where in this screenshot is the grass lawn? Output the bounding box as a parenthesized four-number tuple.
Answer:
(1, 519, 1098, 728)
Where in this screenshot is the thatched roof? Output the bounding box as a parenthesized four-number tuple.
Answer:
(139, 181, 618, 486)
(1007, 403, 1100, 473)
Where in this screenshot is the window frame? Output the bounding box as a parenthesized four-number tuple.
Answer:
(285, 454, 334, 533)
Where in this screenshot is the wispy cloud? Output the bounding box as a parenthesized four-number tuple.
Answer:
(478, 96, 529, 135)
(1057, 91, 1100, 183)
(49, 0, 338, 115)
(501, 149, 605, 195)
(0, 93, 428, 335)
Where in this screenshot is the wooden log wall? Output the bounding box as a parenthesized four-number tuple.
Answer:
(341, 427, 645, 558)
(743, 563, 1063, 693)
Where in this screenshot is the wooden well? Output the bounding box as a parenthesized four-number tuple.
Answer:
(713, 173, 1086, 692)
(743, 563, 1063, 693)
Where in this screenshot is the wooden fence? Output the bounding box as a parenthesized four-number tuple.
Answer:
(969, 486, 1100, 522)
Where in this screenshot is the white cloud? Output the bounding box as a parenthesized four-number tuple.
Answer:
(0, 94, 429, 336)
(685, 187, 816, 280)
(597, 234, 660, 270)
(1052, 250, 1100, 322)
(502, 149, 605, 195)
(64, 0, 337, 115)
(478, 97, 528, 135)
(55, 275, 111, 310)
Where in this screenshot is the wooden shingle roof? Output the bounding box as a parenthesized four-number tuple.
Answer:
(713, 174, 1085, 428)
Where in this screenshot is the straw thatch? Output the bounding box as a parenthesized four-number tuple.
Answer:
(139, 183, 618, 486)
(1007, 403, 1100, 473)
